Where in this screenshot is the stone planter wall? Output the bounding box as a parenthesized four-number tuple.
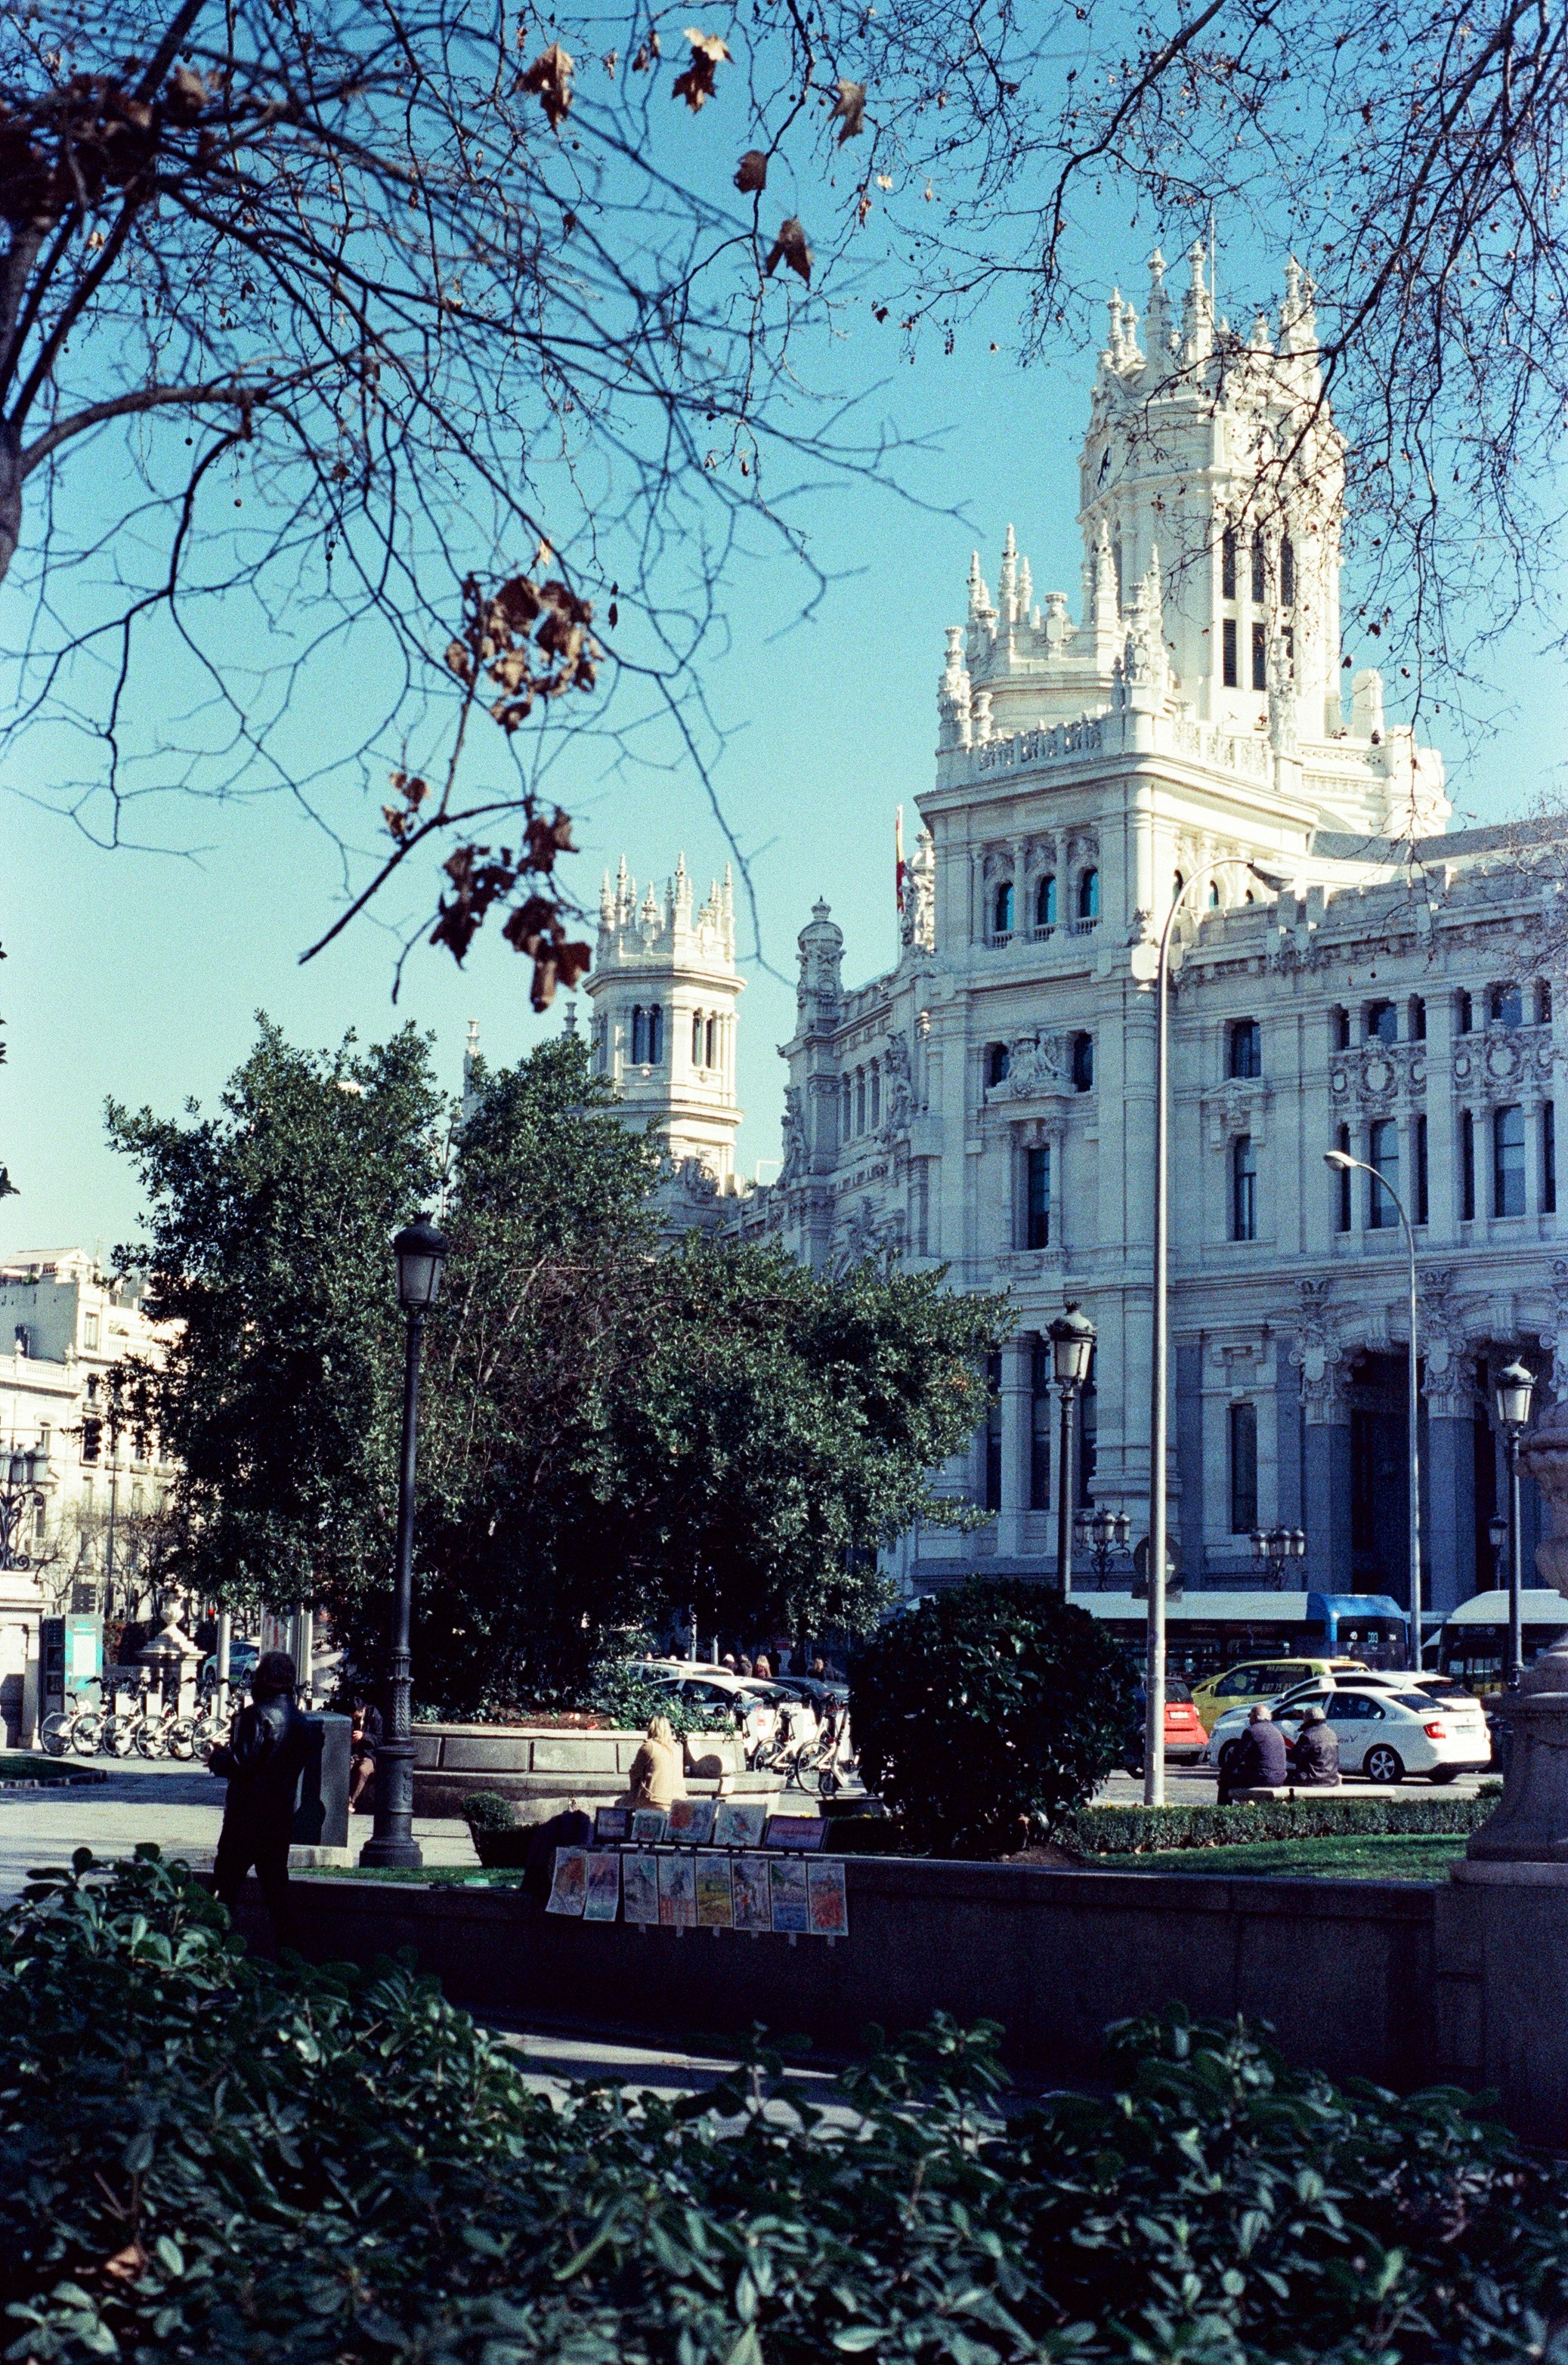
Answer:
(411, 1722, 777, 1823)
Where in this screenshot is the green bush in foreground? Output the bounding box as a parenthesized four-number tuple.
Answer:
(4, 1847, 1568, 2363)
(1071, 1793, 1499, 1854)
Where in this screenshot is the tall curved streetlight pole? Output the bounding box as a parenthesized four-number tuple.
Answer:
(1323, 1149, 1424, 1667)
(1146, 856, 1291, 1807)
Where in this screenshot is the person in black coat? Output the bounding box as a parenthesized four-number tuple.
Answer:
(1290, 1706, 1341, 1787)
(209, 1650, 312, 1946)
(1218, 1705, 1289, 1803)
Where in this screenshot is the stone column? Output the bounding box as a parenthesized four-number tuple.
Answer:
(996, 1332, 1033, 1561)
(1424, 1360, 1477, 1619)
(1302, 1375, 1353, 1589)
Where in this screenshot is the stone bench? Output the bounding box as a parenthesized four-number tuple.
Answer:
(410, 1722, 778, 1824)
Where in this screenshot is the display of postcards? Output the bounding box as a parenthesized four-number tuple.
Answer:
(622, 1851, 660, 1925)
(764, 1813, 827, 1852)
(594, 1807, 631, 1844)
(583, 1852, 622, 1922)
(769, 1855, 810, 1934)
(713, 1800, 769, 1850)
(545, 1847, 588, 1916)
(731, 1853, 772, 1933)
(694, 1852, 735, 1928)
(658, 1851, 697, 1928)
(631, 1807, 668, 1843)
(806, 1856, 849, 1938)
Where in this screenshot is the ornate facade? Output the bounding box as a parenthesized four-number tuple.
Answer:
(628, 245, 1560, 1618)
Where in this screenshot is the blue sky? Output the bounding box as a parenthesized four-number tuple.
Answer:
(4, 255, 1564, 1261)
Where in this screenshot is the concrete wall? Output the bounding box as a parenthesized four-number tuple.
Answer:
(264, 1856, 1437, 2093)
(410, 1723, 769, 1822)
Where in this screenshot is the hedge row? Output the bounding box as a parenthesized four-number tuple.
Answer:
(1069, 1791, 1500, 1854)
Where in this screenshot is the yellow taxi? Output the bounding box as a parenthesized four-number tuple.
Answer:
(1190, 1655, 1371, 1734)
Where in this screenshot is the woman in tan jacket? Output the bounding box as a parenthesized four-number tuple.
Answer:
(625, 1714, 686, 1809)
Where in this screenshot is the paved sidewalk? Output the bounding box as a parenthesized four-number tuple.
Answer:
(0, 1756, 478, 1891)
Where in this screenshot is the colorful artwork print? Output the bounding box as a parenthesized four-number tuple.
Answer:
(666, 1798, 716, 1844)
(622, 1852, 660, 1925)
(545, 1847, 587, 1916)
(764, 1814, 827, 1852)
(583, 1853, 622, 1922)
(694, 1853, 734, 1928)
(631, 1807, 668, 1843)
(731, 1853, 771, 1933)
(658, 1851, 697, 1928)
(806, 1856, 849, 1937)
(769, 1855, 810, 1934)
(594, 1807, 631, 1843)
(713, 1801, 769, 1849)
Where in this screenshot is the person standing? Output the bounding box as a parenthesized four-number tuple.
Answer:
(348, 1693, 383, 1813)
(209, 1650, 312, 1946)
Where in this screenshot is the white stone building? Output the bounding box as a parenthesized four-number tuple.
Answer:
(608, 243, 1565, 1632)
(0, 1249, 175, 1737)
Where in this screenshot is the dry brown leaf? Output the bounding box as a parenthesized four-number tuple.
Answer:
(518, 42, 575, 130)
(673, 27, 731, 109)
(764, 216, 812, 284)
(734, 148, 769, 193)
(830, 79, 867, 140)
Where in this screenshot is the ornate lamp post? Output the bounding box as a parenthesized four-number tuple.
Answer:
(1495, 1361, 1536, 1691)
(1075, 1502, 1131, 1589)
(361, 1214, 449, 1872)
(0, 1446, 46, 1569)
(1049, 1303, 1097, 1598)
(1249, 1525, 1307, 1582)
(1325, 1146, 1424, 1664)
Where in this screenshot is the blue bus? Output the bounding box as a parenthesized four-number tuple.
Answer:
(1080, 1588, 1411, 1680)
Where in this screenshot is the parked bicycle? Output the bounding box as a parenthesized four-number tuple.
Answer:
(39, 1687, 104, 1758)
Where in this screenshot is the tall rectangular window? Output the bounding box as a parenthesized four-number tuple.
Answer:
(1494, 1105, 1526, 1217)
(982, 1353, 1003, 1512)
(1024, 1145, 1050, 1250)
(1222, 617, 1238, 687)
(1251, 620, 1267, 691)
(1368, 1118, 1399, 1229)
(1229, 1402, 1259, 1534)
(1415, 1114, 1429, 1226)
(1221, 527, 1237, 600)
(1545, 1102, 1557, 1215)
(1030, 1340, 1052, 1511)
(1336, 1123, 1353, 1230)
(1232, 1134, 1257, 1241)
(1228, 1019, 1262, 1078)
(691, 1009, 704, 1064)
(1461, 1109, 1476, 1219)
(1251, 533, 1267, 604)
(82, 1312, 100, 1352)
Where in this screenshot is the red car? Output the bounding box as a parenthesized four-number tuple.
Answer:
(1124, 1677, 1209, 1775)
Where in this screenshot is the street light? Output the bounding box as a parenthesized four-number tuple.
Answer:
(1250, 1525, 1307, 1580)
(0, 1446, 45, 1570)
(1144, 856, 1288, 1805)
(1324, 1147, 1424, 1665)
(1075, 1501, 1132, 1588)
(362, 1214, 450, 1871)
(1049, 1303, 1097, 1598)
(1495, 1359, 1536, 1690)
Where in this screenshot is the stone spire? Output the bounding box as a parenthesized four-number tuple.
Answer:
(1143, 247, 1174, 365)
(997, 524, 1017, 619)
(1180, 237, 1213, 369)
(966, 549, 993, 621)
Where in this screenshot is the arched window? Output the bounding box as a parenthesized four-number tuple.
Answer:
(1280, 536, 1296, 607)
(841, 1076, 852, 1139)
(870, 1061, 881, 1129)
(1231, 1134, 1257, 1241)
(1071, 1031, 1094, 1092)
(1035, 873, 1057, 930)
(1221, 526, 1237, 601)
(691, 1009, 704, 1065)
(1077, 867, 1099, 922)
(631, 1005, 648, 1063)
(1455, 988, 1474, 1036)
(1228, 1019, 1262, 1079)
(855, 1068, 867, 1134)
(1494, 1105, 1526, 1215)
(993, 880, 1014, 937)
(985, 1042, 1011, 1088)
(1365, 999, 1397, 1044)
(1251, 532, 1267, 604)
(1173, 870, 1186, 903)
(1491, 982, 1523, 1030)
(1208, 879, 1221, 909)
(647, 1003, 663, 1065)
(705, 1015, 717, 1068)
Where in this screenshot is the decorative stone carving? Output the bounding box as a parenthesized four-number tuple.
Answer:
(778, 1087, 808, 1187)
(1328, 1042, 1426, 1108)
(1205, 1078, 1272, 1150)
(988, 1033, 1069, 1102)
(1418, 1267, 1474, 1418)
(902, 827, 936, 953)
(796, 900, 844, 1016)
(879, 1036, 914, 1142)
(1289, 1278, 1345, 1420)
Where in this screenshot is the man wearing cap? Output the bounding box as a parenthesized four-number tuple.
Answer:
(209, 1649, 312, 1946)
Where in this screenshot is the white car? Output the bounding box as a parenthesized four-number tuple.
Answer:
(1205, 1679, 1491, 1784)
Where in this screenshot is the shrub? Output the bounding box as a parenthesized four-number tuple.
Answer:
(459, 1789, 516, 1832)
(851, 1578, 1137, 1854)
(1071, 1792, 1498, 1854)
(5, 1850, 1568, 2363)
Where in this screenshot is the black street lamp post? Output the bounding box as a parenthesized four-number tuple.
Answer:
(1048, 1303, 1097, 1599)
(1495, 1361, 1536, 1692)
(0, 1446, 45, 1570)
(1074, 1502, 1131, 1589)
(361, 1215, 449, 1871)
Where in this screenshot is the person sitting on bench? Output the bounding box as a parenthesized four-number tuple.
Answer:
(1218, 1703, 1288, 1804)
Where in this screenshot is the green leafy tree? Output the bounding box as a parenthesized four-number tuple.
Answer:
(852, 1579, 1138, 1856)
(107, 1018, 445, 1609)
